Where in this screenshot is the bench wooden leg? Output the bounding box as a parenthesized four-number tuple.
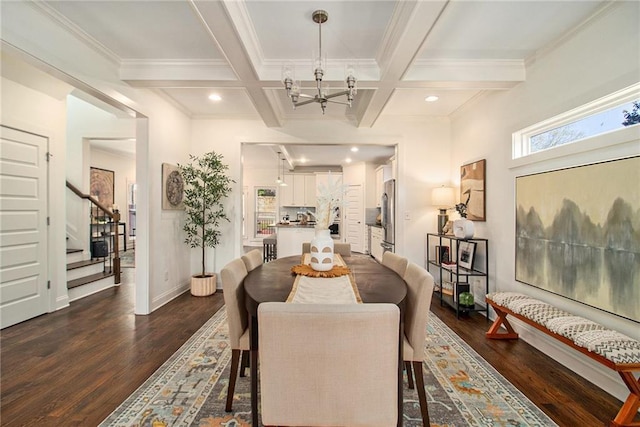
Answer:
(486, 306, 519, 339)
(610, 371, 640, 427)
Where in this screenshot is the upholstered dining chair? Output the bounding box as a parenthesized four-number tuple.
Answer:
(220, 258, 250, 412)
(382, 251, 408, 277)
(241, 248, 263, 271)
(302, 241, 352, 257)
(402, 262, 435, 427)
(258, 302, 400, 427)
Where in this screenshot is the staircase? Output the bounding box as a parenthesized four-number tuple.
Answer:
(66, 249, 116, 302)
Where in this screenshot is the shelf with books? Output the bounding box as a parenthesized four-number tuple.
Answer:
(426, 233, 489, 319)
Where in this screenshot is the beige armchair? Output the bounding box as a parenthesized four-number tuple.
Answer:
(382, 251, 408, 277)
(258, 302, 399, 426)
(241, 248, 263, 271)
(220, 258, 249, 412)
(402, 262, 435, 426)
(302, 241, 352, 257)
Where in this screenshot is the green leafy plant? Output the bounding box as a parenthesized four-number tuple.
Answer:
(178, 152, 234, 278)
(622, 100, 640, 126)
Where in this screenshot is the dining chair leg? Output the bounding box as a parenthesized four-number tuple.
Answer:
(240, 350, 249, 377)
(412, 360, 430, 427)
(405, 361, 415, 389)
(225, 349, 241, 412)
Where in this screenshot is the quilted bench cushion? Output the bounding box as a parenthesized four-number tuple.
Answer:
(486, 292, 640, 365)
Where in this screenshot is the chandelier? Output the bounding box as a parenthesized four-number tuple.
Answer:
(282, 10, 357, 114)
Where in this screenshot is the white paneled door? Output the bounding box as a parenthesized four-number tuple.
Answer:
(0, 126, 49, 329)
(345, 184, 363, 253)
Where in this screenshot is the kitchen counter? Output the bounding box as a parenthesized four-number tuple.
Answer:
(274, 223, 315, 228)
(275, 226, 316, 258)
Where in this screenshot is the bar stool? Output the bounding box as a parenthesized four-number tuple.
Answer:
(263, 236, 277, 262)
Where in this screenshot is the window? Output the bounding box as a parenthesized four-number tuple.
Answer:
(513, 83, 640, 159)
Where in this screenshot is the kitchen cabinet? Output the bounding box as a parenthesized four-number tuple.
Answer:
(375, 165, 391, 207)
(426, 233, 489, 319)
(304, 174, 316, 206)
(281, 174, 315, 207)
(276, 225, 316, 258)
(370, 225, 384, 262)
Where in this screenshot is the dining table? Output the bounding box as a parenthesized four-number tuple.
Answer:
(244, 254, 407, 426)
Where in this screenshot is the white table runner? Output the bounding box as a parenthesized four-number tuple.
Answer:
(286, 254, 361, 304)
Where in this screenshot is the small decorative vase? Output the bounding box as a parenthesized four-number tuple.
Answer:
(453, 218, 475, 239)
(310, 229, 334, 271)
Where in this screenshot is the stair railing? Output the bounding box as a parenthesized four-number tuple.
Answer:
(66, 181, 121, 284)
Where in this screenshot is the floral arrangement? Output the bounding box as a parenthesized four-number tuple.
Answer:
(312, 178, 349, 230)
(455, 202, 468, 218)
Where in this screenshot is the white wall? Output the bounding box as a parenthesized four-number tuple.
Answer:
(449, 2, 640, 401)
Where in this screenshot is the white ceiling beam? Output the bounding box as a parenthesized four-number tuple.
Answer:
(189, 0, 281, 127)
(357, 1, 450, 128)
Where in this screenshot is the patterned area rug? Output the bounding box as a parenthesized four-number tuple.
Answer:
(100, 307, 557, 427)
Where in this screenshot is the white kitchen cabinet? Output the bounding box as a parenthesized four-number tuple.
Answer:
(370, 225, 384, 262)
(281, 174, 295, 206)
(304, 174, 316, 206)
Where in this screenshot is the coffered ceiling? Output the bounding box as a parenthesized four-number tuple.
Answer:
(32, 0, 607, 128)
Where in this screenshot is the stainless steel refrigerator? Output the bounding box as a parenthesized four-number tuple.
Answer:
(381, 179, 395, 254)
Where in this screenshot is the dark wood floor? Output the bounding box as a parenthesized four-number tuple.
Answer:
(0, 265, 630, 426)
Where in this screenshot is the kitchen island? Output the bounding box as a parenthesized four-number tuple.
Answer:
(275, 223, 316, 258)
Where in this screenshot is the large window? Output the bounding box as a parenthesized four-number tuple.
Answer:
(513, 83, 640, 159)
(255, 187, 277, 238)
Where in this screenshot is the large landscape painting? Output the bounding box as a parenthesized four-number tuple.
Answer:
(515, 156, 640, 322)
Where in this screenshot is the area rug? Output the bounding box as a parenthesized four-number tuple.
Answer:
(100, 307, 557, 427)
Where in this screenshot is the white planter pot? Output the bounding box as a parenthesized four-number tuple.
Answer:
(453, 219, 475, 239)
(310, 229, 334, 271)
(190, 274, 217, 296)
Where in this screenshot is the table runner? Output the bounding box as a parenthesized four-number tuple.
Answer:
(286, 254, 362, 304)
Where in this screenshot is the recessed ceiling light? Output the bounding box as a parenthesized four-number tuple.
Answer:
(350, 147, 359, 152)
(345, 158, 352, 163)
(209, 94, 222, 101)
(299, 158, 307, 164)
(425, 95, 439, 102)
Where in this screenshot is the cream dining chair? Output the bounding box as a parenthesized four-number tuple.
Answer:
(302, 241, 352, 257)
(241, 248, 263, 271)
(402, 262, 435, 427)
(382, 251, 408, 277)
(258, 302, 400, 427)
(220, 258, 250, 412)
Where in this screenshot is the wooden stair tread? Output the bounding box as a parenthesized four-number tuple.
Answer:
(66, 248, 83, 254)
(67, 271, 114, 289)
(67, 259, 104, 271)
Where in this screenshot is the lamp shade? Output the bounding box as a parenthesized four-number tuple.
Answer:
(431, 186, 455, 208)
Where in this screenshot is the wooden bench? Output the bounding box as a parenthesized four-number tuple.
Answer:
(485, 292, 640, 427)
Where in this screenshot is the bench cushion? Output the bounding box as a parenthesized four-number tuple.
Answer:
(487, 292, 640, 365)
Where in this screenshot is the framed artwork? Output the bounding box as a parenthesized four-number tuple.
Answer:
(515, 156, 640, 322)
(460, 159, 486, 221)
(162, 163, 184, 210)
(90, 167, 114, 208)
(457, 241, 476, 270)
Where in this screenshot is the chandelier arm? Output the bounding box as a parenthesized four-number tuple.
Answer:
(326, 99, 351, 106)
(292, 98, 319, 107)
(296, 93, 316, 100)
(324, 90, 350, 100)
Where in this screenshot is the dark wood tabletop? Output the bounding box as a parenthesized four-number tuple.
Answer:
(244, 254, 407, 316)
(244, 254, 407, 426)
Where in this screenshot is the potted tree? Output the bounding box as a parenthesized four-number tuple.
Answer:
(178, 151, 234, 296)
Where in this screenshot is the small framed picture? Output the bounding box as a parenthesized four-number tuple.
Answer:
(458, 241, 476, 270)
(435, 245, 450, 264)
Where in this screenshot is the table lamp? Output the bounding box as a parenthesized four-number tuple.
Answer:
(431, 186, 455, 234)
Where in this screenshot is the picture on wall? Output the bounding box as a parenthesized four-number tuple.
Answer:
(515, 156, 640, 322)
(460, 159, 486, 221)
(162, 163, 184, 210)
(90, 167, 114, 208)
